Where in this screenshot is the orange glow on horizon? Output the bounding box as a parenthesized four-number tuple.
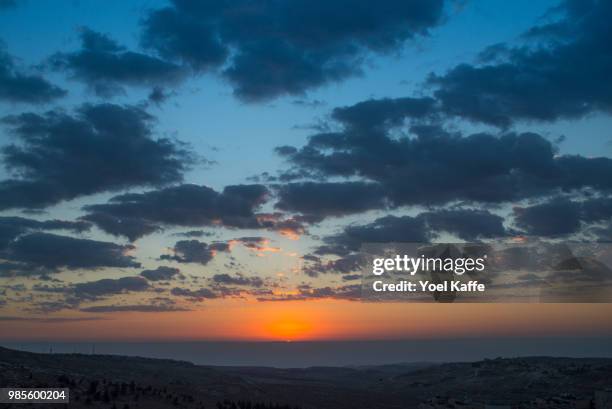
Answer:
(2, 300, 612, 342)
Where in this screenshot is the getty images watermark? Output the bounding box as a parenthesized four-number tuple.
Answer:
(371, 253, 487, 293)
(360, 242, 612, 303)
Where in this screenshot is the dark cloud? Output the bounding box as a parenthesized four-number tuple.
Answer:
(275, 182, 387, 218)
(514, 196, 612, 237)
(0, 260, 51, 277)
(140, 266, 180, 281)
(32, 284, 66, 293)
(0, 283, 25, 292)
(429, 0, 612, 126)
(29, 299, 82, 314)
(422, 209, 507, 241)
(303, 253, 367, 277)
(73, 276, 149, 299)
(279, 124, 612, 209)
(147, 86, 174, 106)
(307, 208, 507, 273)
(80, 303, 189, 313)
(302, 210, 500, 275)
(227, 236, 283, 253)
(83, 184, 269, 241)
(141, 6, 227, 71)
(257, 284, 360, 302)
(514, 200, 582, 236)
(268, 0, 612, 225)
(211, 273, 263, 287)
(2, 232, 140, 271)
(315, 215, 428, 256)
(0, 216, 90, 250)
(589, 224, 612, 241)
(302, 254, 320, 262)
(345, 215, 424, 243)
(161, 239, 229, 265)
(229, 236, 268, 250)
(580, 197, 612, 222)
(252, 213, 309, 239)
(0, 103, 192, 210)
(0, 45, 65, 104)
(30, 276, 161, 311)
(170, 286, 218, 301)
(331, 97, 437, 131)
(0, 316, 105, 322)
(81, 212, 159, 242)
(222, 40, 356, 102)
(50, 28, 185, 97)
(173, 230, 214, 238)
(141, 0, 446, 101)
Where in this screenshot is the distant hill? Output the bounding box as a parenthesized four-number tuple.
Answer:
(1, 347, 611, 408)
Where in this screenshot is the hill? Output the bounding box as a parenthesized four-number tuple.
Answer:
(1, 347, 611, 408)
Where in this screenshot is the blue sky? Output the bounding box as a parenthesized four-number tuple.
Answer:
(1, 0, 608, 192)
(1, 0, 584, 193)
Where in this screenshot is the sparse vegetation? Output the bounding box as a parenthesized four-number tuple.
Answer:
(1, 347, 611, 409)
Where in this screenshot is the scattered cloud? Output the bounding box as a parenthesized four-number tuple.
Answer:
(73, 276, 149, 300)
(83, 184, 268, 241)
(514, 199, 582, 236)
(1, 233, 140, 272)
(315, 215, 428, 256)
(0, 216, 90, 250)
(0, 315, 106, 322)
(303, 253, 367, 277)
(170, 286, 218, 301)
(161, 239, 229, 265)
(429, 0, 612, 126)
(80, 302, 189, 313)
(514, 197, 612, 237)
(278, 125, 612, 209)
(257, 284, 361, 302)
(0, 44, 65, 104)
(275, 182, 387, 219)
(0, 103, 193, 210)
(305, 208, 507, 275)
(140, 0, 447, 101)
(422, 209, 507, 241)
(140, 266, 181, 281)
(50, 28, 185, 97)
(211, 273, 264, 287)
(331, 97, 437, 131)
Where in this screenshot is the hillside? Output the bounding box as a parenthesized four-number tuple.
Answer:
(1, 347, 611, 408)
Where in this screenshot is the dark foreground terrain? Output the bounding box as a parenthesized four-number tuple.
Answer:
(1, 347, 611, 409)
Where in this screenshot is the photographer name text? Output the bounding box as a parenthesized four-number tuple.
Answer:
(372, 280, 485, 293)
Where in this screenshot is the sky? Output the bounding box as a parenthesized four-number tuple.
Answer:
(1, 0, 612, 344)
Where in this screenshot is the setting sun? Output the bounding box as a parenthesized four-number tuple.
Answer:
(265, 316, 312, 341)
